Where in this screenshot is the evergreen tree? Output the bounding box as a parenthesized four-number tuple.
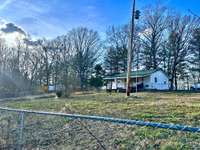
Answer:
(89, 64, 104, 90)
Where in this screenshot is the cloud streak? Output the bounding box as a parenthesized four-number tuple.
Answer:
(0, 0, 116, 38)
(0, 0, 15, 11)
(1, 0, 190, 39)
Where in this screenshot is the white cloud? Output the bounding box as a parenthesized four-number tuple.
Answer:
(0, 0, 107, 39)
(0, 19, 27, 47)
(138, 28, 152, 37)
(0, 31, 26, 47)
(0, 0, 15, 11)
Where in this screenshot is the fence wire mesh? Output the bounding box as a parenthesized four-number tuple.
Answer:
(0, 109, 200, 150)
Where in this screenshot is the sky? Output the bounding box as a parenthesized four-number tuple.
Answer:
(0, 0, 199, 39)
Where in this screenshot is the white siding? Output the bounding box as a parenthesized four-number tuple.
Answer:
(149, 71, 169, 90)
(106, 79, 117, 90)
(106, 70, 169, 90)
(117, 79, 126, 89)
(143, 76, 151, 89)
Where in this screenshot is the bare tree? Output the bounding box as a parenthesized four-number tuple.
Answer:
(28, 45, 43, 86)
(37, 39, 52, 87)
(58, 35, 74, 96)
(69, 27, 101, 90)
(140, 5, 168, 69)
(104, 25, 129, 74)
(0, 38, 9, 73)
(166, 15, 199, 90)
(190, 28, 200, 81)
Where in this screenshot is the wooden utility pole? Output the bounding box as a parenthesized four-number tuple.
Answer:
(126, 0, 136, 96)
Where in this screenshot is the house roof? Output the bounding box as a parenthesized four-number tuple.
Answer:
(104, 69, 159, 80)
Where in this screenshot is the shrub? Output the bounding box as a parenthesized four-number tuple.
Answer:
(56, 91, 62, 97)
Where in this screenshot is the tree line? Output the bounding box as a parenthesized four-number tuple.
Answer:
(104, 5, 200, 90)
(0, 27, 101, 96)
(0, 4, 200, 96)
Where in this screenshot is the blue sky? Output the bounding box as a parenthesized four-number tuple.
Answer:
(0, 0, 199, 39)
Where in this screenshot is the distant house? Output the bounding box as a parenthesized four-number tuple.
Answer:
(191, 83, 200, 90)
(104, 69, 169, 92)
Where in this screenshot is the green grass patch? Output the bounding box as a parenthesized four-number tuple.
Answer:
(1, 91, 200, 149)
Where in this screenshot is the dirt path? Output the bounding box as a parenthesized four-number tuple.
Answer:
(0, 93, 56, 102)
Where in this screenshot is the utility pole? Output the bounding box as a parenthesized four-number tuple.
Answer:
(135, 45, 139, 95)
(126, 0, 136, 96)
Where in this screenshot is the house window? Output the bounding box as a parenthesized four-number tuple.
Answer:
(164, 81, 167, 84)
(154, 77, 157, 83)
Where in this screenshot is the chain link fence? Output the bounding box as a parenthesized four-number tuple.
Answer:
(0, 108, 200, 150)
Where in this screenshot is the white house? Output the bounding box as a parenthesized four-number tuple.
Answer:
(104, 69, 170, 91)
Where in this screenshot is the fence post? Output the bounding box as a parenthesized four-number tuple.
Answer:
(6, 117, 11, 150)
(18, 112, 24, 150)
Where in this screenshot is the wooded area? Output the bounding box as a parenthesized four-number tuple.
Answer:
(0, 4, 200, 96)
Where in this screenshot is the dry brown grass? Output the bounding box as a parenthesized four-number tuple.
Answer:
(1, 91, 200, 149)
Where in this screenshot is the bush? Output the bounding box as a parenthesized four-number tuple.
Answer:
(89, 76, 103, 90)
(56, 91, 62, 97)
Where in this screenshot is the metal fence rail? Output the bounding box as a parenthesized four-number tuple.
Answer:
(0, 107, 200, 133)
(0, 107, 200, 149)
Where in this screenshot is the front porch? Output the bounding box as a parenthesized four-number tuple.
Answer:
(106, 77, 145, 92)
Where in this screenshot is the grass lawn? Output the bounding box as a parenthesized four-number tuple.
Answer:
(3, 91, 200, 125)
(1, 91, 200, 149)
